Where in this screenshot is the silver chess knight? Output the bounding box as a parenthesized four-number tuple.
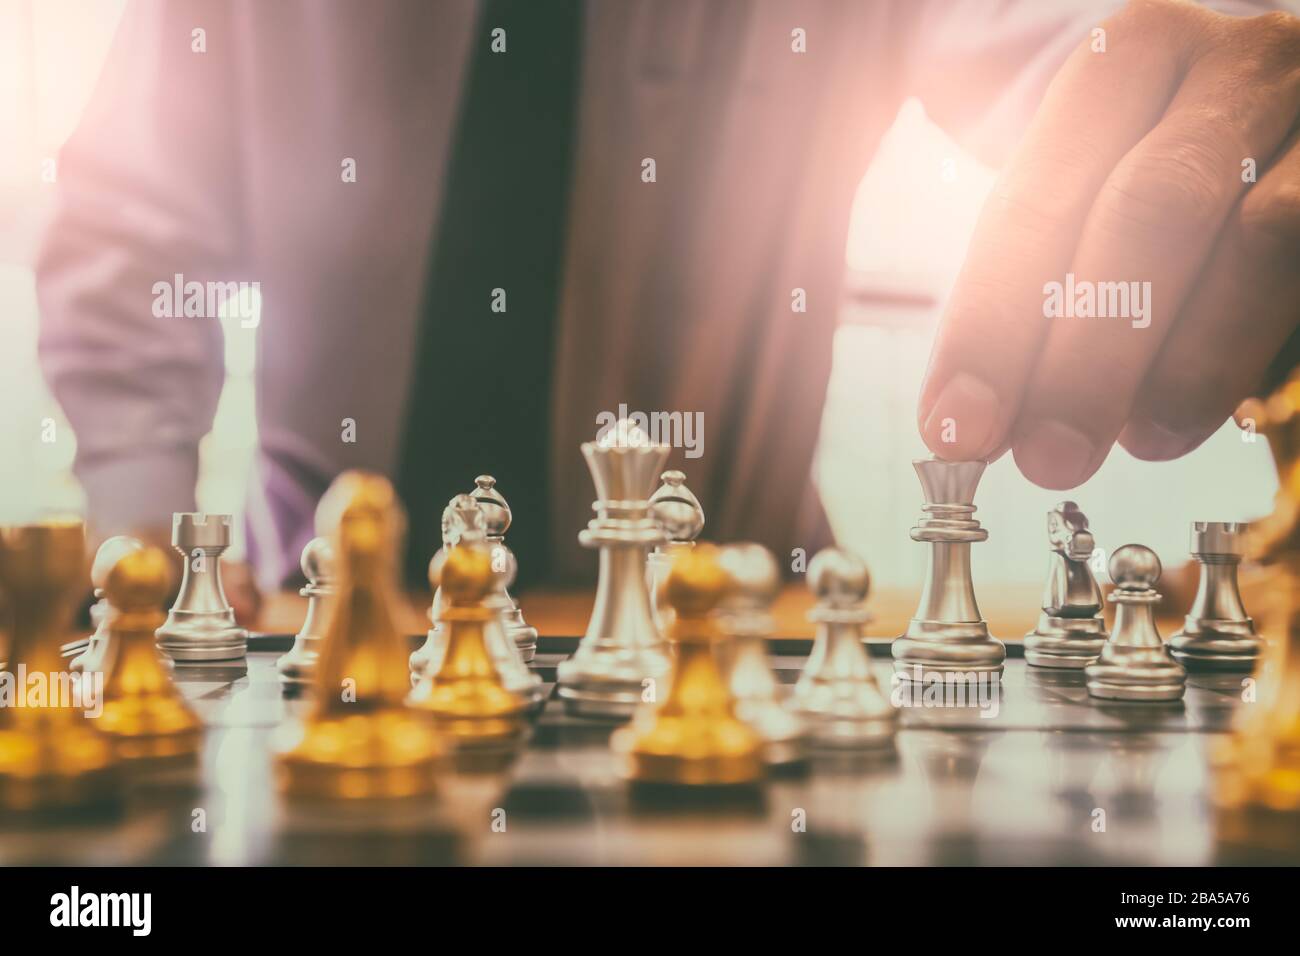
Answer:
(1024, 502, 1108, 668)
(1085, 544, 1187, 702)
(70, 535, 144, 675)
(470, 475, 538, 662)
(646, 469, 705, 633)
(155, 513, 248, 662)
(556, 418, 672, 718)
(718, 542, 806, 766)
(276, 536, 335, 689)
(891, 458, 1005, 679)
(790, 548, 896, 750)
(1168, 522, 1263, 672)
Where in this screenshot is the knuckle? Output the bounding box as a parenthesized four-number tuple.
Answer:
(1235, 181, 1300, 257)
(1098, 126, 1237, 238)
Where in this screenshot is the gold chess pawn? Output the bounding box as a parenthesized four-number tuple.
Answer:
(276, 472, 444, 801)
(96, 547, 204, 765)
(612, 543, 764, 787)
(0, 521, 119, 813)
(409, 542, 528, 759)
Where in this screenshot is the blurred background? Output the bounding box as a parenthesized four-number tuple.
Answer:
(0, 0, 1278, 591)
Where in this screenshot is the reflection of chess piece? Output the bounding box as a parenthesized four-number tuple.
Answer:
(791, 549, 897, 751)
(410, 495, 486, 682)
(155, 513, 247, 662)
(410, 542, 528, 758)
(1024, 502, 1107, 669)
(647, 470, 705, 633)
(558, 419, 672, 718)
(71, 535, 145, 675)
(612, 544, 763, 785)
(1215, 379, 1300, 823)
(470, 476, 539, 663)
(0, 521, 120, 812)
(98, 547, 204, 764)
(1085, 546, 1186, 702)
(277, 537, 335, 689)
(893, 458, 1005, 678)
(1168, 522, 1262, 672)
(276, 472, 443, 800)
(718, 543, 805, 767)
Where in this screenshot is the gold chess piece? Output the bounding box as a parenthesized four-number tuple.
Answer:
(97, 547, 204, 765)
(0, 521, 119, 813)
(612, 543, 764, 786)
(276, 471, 444, 800)
(409, 542, 528, 757)
(1215, 379, 1300, 820)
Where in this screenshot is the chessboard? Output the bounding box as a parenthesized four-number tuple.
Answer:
(3, 632, 1270, 867)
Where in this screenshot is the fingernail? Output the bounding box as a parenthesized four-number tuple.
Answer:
(1015, 420, 1097, 489)
(922, 373, 1000, 458)
(1122, 417, 1196, 462)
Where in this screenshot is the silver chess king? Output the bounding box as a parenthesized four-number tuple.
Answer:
(892, 457, 1005, 678)
(556, 418, 672, 718)
(155, 512, 248, 662)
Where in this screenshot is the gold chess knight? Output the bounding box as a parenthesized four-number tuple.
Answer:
(275, 472, 444, 801)
(1024, 502, 1108, 669)
(612, 543, 764, 786)
(1215, 377, 1300, 818)
(155, 513, 247, 662)
(0, 521, 120, 813)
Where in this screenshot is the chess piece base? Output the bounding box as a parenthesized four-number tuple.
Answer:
(1024, 614, 1107, 669)
(0, 728, 120, 813)
(892, 620, 1005, 678)
(156, 612, 247, 662)
(1169, 622, 1263, 672)
(276, 711, 443, 800)
(276, 644, 319, 687)
(735, 698, 807, 766)
(1085, 651, 1187, 702)
(613, 718, 764, 786)
(556, 647, 670, 720)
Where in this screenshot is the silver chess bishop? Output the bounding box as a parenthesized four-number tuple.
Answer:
(891, 458, 1005, 679)
(155, 513, 248, 662)
(790, 547, 896, 750)
(1168, 521, 1263, 672)
(470, 475, 538, 662)
(1024, 502, 1108, 668)
(556, 418, 672, 718)
(276, 536, 335, 689)
(1085, 544, 1187, 702)
(646, 469, 705, 633)
(70, 535, 144, 675)
(717, 542, 806, 766)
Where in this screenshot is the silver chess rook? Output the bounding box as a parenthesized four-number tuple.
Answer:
(556, 419, 672, 718)
(1024, 502, 1108, 668)
(891, 458, 1005, 679)
(1168, 521, 1263, 672)
(470, 475, 538, 662)
(276, 536, 335, 689)
(646, 469, 705, 633)
(1085, 544, 1186, 702)
(155, 513, 247, 662)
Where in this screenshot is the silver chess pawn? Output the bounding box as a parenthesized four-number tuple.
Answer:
(556, 418, 672, 719)
(891, 458, 1005, 679)
(1024, 502, 1108, 668)
(70, 535, 145, 675)
(1085, 545, 1187, 702)
(276, 536, 335, 689)
(155, 513, 248, 662)
(646, 469, 705, 633)
(409, 494, 487, 681)
(470, 475, 538, 662)
(790, 548, 897, 751)
(718, 542, 806, 766)
(1168, 522, 1263, 672)
(481, 541, 547, 710)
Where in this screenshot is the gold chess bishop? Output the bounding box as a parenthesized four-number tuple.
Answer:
(275, 472, 444, 801)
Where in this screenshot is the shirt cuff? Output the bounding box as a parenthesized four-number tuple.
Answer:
(75, 447, 199, 540)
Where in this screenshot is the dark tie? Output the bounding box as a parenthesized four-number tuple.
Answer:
(396, 0, 583, 589)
